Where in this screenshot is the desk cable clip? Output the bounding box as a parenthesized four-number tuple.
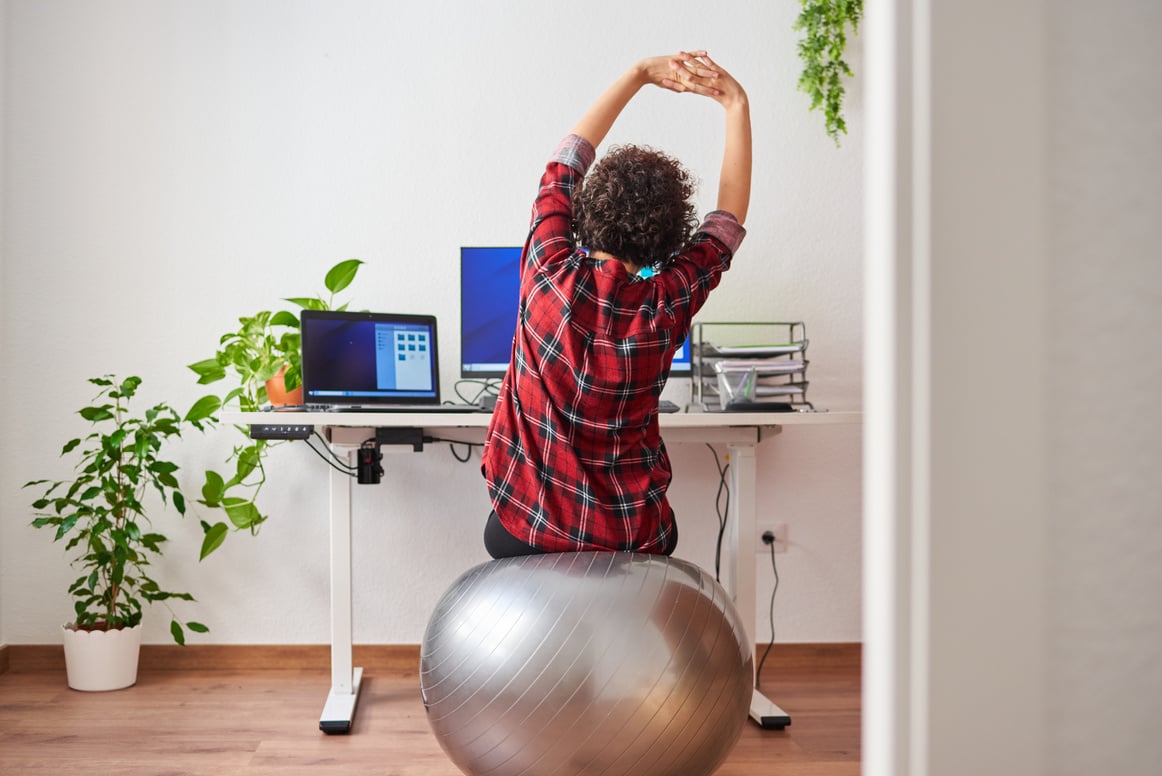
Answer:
(357, 428, 426, 484)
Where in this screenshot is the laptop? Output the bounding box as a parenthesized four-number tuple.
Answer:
(298, 310, 476, 412)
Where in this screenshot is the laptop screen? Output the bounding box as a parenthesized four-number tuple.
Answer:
(300, 310, 441, 406)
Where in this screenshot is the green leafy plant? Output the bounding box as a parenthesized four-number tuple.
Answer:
(794, 0, 863, 145)
(25, 375, 215, 645)
(187, 259, 363, 560)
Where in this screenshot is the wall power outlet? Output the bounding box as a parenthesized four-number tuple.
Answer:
(757, 523, 788, 553)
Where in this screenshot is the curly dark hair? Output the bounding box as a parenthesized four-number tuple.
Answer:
(573, 145, 699, 269)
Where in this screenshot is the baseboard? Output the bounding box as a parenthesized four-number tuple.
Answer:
(3, 643, 422, 673)
(3, 641, 861, 674)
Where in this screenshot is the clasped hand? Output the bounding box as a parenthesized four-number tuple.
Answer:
(641, 51, 746, 107)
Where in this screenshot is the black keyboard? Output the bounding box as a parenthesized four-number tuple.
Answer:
(722, 400, 794, 413)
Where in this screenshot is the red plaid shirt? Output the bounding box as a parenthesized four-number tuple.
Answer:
(481, 134, 745, 553)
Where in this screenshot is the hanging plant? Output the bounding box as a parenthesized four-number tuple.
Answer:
(794, 0, 863, 146)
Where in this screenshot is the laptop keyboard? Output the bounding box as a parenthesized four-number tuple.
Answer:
(272, 403, 481, 413)
(273, 399, 680, 414)
(330, 404, 479, 413)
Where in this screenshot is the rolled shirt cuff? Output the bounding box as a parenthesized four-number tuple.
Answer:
(553, 134, 597, 175)
(699, 210, 747, 254)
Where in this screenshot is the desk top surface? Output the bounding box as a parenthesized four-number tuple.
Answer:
(223, 409, 861, 429)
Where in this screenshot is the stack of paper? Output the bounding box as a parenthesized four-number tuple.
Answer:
(690, 323, 814, 411)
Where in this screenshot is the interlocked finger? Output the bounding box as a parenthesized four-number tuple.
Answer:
(669, 58, 719, 95)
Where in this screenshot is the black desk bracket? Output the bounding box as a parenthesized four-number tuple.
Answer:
(375, 427, 424, 452)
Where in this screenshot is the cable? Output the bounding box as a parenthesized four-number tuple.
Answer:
(706, 444, 730, 582)
(447, 443, 473, 463)
(311, 431, 359, 470)
(755, 535, 780, 690)
(426, 436, 484, 464)
(453, 378, 501, 406)
(303, 437, 357, 476)
(705, 443, 778, 684)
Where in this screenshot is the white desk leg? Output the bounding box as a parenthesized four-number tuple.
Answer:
(727, 442, 792, 730)
(319, 447, 363, 733)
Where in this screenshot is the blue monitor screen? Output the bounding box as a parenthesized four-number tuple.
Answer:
(461, 247, 522, 378)
(459, 247, 691, 379)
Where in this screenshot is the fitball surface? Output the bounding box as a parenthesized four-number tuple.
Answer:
(420, 551, 753, 776)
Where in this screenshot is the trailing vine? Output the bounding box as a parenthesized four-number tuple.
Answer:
(794, 0, 863, 145)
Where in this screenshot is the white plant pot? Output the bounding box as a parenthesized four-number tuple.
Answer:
(61, 623, 142, 692)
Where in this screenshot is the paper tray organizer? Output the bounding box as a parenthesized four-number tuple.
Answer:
(690, 321, 813, 411)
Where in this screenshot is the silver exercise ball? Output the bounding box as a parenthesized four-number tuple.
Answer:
(420, 551, 753, 776)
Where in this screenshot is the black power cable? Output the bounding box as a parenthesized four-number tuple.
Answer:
(303, 436, 357, 477)
(453, 378, 501, 406)
(705, 444, 730, 582)
(426, 436, 485, 464)
(704, 444, 780, 689)
(755, 532, 780, 689)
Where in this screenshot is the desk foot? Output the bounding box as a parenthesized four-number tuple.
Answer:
(319, 666, 364, 734)
(749, 689, 791, 730)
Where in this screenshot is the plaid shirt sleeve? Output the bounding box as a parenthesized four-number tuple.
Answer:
(481, 135, 745, 554)
(522, 134, 594, 276)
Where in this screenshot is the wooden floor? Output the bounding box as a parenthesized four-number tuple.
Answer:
(0, 646, 860, 775)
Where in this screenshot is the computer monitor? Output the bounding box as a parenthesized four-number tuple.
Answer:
(459, 246, 691, 379)
(460, 247, 521, 378)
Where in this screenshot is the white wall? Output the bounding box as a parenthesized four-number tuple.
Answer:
(0, 0, 863, 646)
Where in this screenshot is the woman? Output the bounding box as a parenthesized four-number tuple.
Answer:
(481, 51, 752, 558)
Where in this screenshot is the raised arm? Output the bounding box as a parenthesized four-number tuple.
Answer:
(570, 52, 723, 149)
(699, 54, 751, 224)
(571, 52, 751, 225)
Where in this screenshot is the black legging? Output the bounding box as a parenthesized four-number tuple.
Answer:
(483, 510, 678, 559)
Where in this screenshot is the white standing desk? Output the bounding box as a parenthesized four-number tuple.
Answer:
(224, 409, 860, 733)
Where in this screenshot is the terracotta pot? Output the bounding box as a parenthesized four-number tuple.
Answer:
(62, 623, 142, 691)
(265, 365, 303, 406)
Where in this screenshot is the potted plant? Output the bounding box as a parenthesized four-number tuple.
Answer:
(186, 258, 363, 560)
(25, 375, 212, 691)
